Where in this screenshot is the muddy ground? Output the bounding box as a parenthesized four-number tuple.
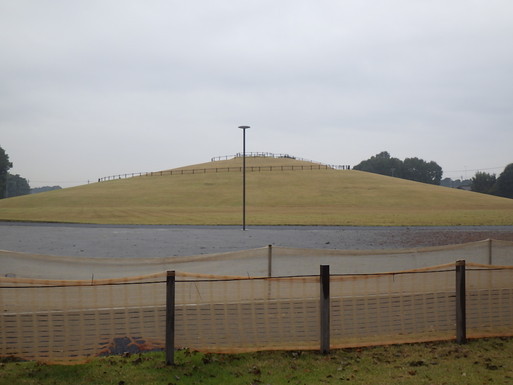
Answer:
(1, 222, 513, 258)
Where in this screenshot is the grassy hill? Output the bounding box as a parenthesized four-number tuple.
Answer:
(1, 156, 513, 226)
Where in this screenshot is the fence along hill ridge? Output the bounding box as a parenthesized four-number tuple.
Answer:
(99, 153, 350, 182)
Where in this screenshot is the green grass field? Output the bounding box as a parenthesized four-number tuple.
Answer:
(3, 338, 513, 384)
(1, 157, 512, 225)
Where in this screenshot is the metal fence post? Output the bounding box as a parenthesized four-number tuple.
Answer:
(456, 260, 467, 344)
(488, 239, 493, 265)
(166, 271, 176, 365)
(268, 245, 272, 278)
(320, 265, 330, 354)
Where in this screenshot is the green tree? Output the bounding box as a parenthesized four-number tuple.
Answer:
(353, 151, 403, 177)
(471, 171, 497, 194)
(402, 157, 443, 185)
(353, 151, 443, 185)
(6, 174, 31, 198)
(0, 146, 13, 199)
(496, 163, 513, 199)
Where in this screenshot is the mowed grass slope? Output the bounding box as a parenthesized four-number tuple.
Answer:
(3, 338, 513, 385)
(1, 157, 513, 225)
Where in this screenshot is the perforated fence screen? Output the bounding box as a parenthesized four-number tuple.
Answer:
(1, 240, 513, 364)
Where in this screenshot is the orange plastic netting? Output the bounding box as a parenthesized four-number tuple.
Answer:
(1, 240, 513, 364)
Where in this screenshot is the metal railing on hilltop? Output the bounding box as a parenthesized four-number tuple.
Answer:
(211, 152, 351, 170)
(98, 153, 351, 182)
(211, 152, 300, 162)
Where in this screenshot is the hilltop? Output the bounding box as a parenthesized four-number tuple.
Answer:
(0, 156, 512, 226)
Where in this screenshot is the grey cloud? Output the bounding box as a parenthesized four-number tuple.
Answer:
(1, 0, 513, 186)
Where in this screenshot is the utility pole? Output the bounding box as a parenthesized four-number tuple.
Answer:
(239, 125, 250, 230)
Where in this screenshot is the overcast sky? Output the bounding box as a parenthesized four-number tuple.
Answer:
(1, 0, 512, 188)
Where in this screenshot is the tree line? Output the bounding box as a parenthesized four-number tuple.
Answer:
(353, 151, 513, 199)
(471, 166, 513, 199)
(353, 151, 443, 185)
(0, 146, 31, 198)
(1, 146, 63, 199)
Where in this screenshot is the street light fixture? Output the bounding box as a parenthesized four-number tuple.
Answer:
(239, 125, 250, 230)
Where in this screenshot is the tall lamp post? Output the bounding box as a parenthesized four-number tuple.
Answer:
(239, 125, 250, 230)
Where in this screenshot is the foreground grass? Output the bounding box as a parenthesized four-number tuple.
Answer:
(3, 338, 513, 385)
(1, 157, 513, 226)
